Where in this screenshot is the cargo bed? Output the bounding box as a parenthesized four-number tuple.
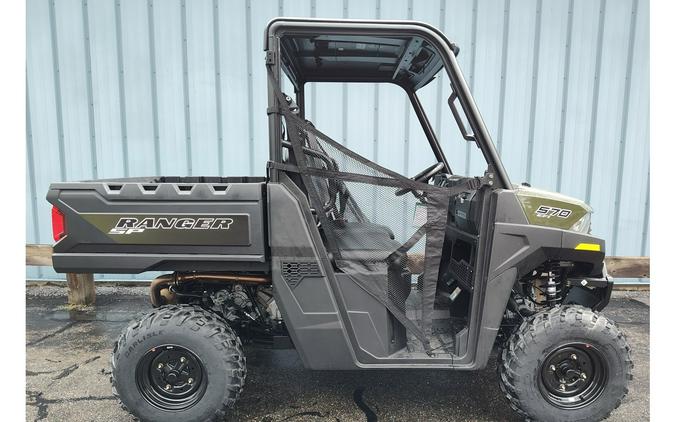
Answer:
(46, 176, 269, 274)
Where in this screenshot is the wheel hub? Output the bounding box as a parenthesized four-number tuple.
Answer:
(136, 345, 207, 411)
(539, 343, 608, 409)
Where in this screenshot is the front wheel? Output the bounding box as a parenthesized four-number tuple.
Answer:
(111, 305, 246, 422)
(498, 305, 632, 422)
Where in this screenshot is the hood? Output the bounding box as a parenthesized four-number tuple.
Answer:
(514, 185, 592, 231)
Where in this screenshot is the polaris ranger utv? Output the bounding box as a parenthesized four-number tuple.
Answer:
(47, 18, 631, 422)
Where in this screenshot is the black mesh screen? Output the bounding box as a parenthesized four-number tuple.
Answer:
(269, 71, 479, 352)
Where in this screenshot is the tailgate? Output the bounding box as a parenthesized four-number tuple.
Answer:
(47, 177, 268, 274)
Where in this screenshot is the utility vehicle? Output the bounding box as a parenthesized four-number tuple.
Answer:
(47, 18, 631, 422)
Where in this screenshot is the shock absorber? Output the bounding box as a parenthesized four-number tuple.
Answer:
(544, 263, 563, 306)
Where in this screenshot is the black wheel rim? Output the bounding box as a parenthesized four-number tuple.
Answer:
(136, 345, 207, 411)
(538, 342, 608, 409)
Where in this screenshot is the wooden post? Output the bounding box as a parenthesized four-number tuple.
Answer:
(27, 245, 96, 306)
(605, 256, 650, 278)
(25, 244, 54, 266)
(66, 273, 96, 306)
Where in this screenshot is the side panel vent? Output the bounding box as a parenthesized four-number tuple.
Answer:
(281, 261, 322, 288)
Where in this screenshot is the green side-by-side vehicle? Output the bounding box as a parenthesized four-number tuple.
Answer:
(47, 18, 631, 422)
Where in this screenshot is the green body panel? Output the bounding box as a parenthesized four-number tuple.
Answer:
(515, 186, 591, 230)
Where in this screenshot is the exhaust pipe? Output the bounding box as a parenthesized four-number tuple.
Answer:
(149, 272, 271, 307)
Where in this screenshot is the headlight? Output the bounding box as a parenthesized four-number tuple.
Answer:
(569, 212, 592, 233)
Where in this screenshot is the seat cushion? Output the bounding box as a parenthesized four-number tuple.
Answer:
(332, 221, 400, 261)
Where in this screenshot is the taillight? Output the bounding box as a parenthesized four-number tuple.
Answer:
(51, 206, 66, 241)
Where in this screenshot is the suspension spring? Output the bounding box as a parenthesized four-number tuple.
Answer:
(544, 263, 563, 306)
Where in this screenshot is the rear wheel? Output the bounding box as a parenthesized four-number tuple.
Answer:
(498, 305, 632, 422)
(111, 305, 246, 422)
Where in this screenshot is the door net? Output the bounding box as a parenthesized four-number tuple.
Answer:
(269, 74, 481, 352)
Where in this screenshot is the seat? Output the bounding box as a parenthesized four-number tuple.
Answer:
(331, 221, 411, 314)
(331, 221, 400, 261)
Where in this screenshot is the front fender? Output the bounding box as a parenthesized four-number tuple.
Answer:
(489, 223, 605, 281)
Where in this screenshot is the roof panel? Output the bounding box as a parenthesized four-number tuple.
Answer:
(280, 33, 443, 90)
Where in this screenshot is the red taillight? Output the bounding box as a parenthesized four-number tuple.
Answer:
(51, 206, 66, 242)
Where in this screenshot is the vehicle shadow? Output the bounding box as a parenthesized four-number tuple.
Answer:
(232, 347, 519, 422)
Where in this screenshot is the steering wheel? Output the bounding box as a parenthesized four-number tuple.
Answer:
(395, 162, 446, 196)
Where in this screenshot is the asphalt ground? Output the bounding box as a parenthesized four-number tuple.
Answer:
(26, 285, 649, 422)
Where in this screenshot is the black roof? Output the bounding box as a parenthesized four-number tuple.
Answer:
(273, 22, 450, 91)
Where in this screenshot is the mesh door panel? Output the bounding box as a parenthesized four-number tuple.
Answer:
(272, 86, 474, 351)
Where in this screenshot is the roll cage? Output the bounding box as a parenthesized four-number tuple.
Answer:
(264, 18, 511, 189)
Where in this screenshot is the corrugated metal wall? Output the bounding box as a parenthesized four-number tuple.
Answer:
(27, 0, 649, 281)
